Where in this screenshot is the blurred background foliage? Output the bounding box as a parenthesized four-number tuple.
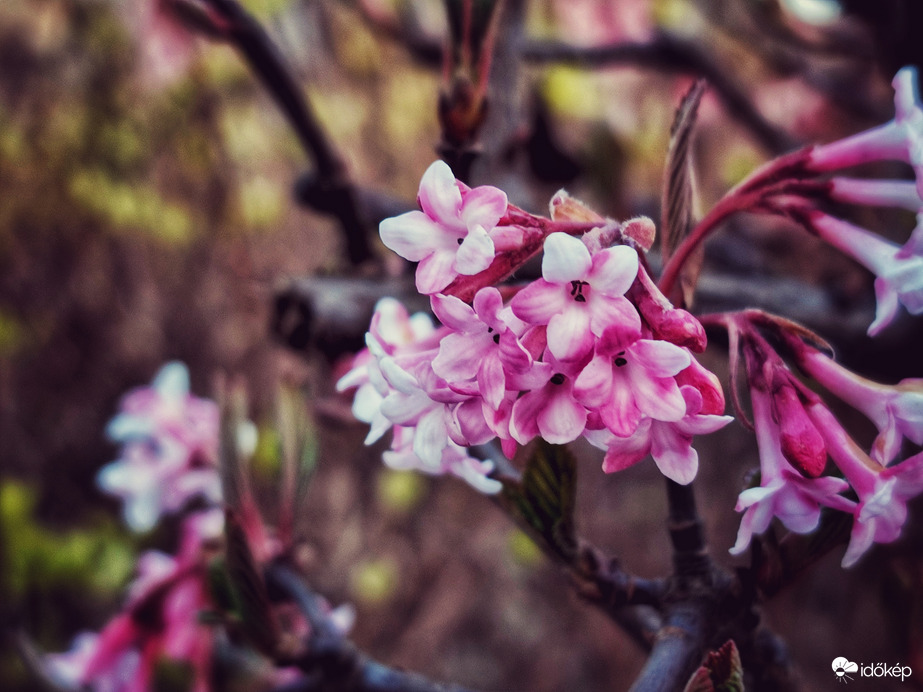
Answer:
(1, 0, 921, 690)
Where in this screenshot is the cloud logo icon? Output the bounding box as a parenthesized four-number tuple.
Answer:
(832, 658, 858, 683)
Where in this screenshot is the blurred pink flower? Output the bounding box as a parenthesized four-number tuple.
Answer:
(810, 67, 923, 197)
(808, 211, 923, 335)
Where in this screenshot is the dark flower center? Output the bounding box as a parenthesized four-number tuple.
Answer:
(569, 280, 589, 303)
(550, 373, 566, 385)
(614, 351, 627, 367)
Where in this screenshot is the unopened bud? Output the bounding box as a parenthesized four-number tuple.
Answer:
(549, 190, 605, 223)
(621, 216, 656, 252)
(676, 359, 725, 415)
(771, 375, 827, 477)
(628, 267, 707, 352)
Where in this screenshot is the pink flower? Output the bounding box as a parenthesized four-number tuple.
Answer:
(383, 427, 502, 494)
(791, 343, 923, 464)
(379, 160, 508, 294)
(106, 362, 218, 459)
(336, 299, 437, 444)
(587, 385, 732, 484)
(810, 67, 923, 197)
(573, 322, 690, 437)
(431, 289, 547, 410)
(806, 401, 923, 567)
(729, 384, 853, 556)
(509, 354, 589, 445)
(808, 211, 923, 335)
(511, 232, 640, 362)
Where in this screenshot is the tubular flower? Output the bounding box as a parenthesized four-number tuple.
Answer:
(788, 340, 923, 464)
(810, 67, 923, 197)
(379, 160, 508, 294)
(730, 380, 853, 556)
(808, 211, 923, 335)
(806, 401, 923, 567)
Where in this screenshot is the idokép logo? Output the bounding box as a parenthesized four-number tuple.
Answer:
(832, 657, 912, 684)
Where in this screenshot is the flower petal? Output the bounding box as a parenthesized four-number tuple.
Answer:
(418, 160, 462, 226)
(547, 308, 593, 361)
(511, 280, 569, 325)
(455, 224, 495, 275)
(588, 245, 639, 295)
(542, 232, 591, 283)
(415, 251, 457, 294)
(460, 185, 507, 230)
(380, 211, 444, 261)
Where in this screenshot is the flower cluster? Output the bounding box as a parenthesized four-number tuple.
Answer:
(340, 163, 732, 491)
(725, 315, 923, 567)
(97, 362, 222, 532)
(799, 67, 923, 335)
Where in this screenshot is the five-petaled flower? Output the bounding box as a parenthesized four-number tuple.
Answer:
(511, 232, 640, 362)
(379, 160, 508, 294)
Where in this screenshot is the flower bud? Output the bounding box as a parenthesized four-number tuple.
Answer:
(770, 372, 827, 478)
(628, 266, 707, 352)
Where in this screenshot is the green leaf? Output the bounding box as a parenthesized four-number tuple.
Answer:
(499, 441, 577, 563)
(684, 639, 744, 692)
(661, 79, 707, 307)
(224, 510, 278, 656)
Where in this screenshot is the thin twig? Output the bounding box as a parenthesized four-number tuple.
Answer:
(203, 0, 373, 264)
(265, 563, 480, 692)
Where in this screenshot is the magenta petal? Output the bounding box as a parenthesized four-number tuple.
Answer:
(418, 160, 463, 226)
(379, 211, 442, 261)
(473, 287, 504, 326)
(477, 354, 507, 411)
(628, 367, 686, 422)
(631, 340, 692, 378)
(510, 390, 544, 444)
(547, 308, 593, 361)
(600, 373, 642, 437)
(431, 293, 476, 331)
(573, 354, 614, 408)
(538, 389, 586, 444)
(433, 333, 483, 383)
(460, 185, 507, 229)
(416, 251, 457, 294)
(650, 423, 698, 484)
(453, 398, 494, 445)
(588, 245, 639, 295)
(542, 232, 592, 283)
(498, 331, 531, 374)
(868, 277, 901, 336)
(511, 280, 569, 325)
(588, 295, 642, 338)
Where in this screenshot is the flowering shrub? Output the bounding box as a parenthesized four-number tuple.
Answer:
(16, 1, 923, 691)
(341, 67, 923, 573)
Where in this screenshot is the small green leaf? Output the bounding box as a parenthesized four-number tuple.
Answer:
(500, 441, 577, 563)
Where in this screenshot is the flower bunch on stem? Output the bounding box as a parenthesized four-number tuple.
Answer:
(341, 162, 732, 491)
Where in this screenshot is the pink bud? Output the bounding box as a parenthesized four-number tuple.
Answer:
(675, 358, 725, 415)
(770, 374, 827, 478)
(628, 266, 707, 352)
